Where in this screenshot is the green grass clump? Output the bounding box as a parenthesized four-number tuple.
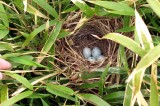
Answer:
(0, 0, 160, 106)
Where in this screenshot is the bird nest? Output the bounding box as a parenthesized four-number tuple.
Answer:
(55, 13, 133, 82)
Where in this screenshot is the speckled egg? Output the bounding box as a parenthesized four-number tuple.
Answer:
(83, 47, 92, 59)
(92, 47, 102, 59)
(97, 55, 105, 61)
(87, 57, 96, 63)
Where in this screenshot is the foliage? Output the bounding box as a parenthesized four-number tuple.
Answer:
(0, 0, 160, 106)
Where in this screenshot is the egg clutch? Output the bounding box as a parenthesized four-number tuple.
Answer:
(83, 47, 105, 63)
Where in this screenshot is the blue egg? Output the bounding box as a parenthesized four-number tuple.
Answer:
(83, 47, 91, 59)
(92, 47, 102, 59)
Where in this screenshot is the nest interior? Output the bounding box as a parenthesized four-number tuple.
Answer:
(56, 15, 133, 77)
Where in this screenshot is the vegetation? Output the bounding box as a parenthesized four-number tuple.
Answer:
(0, 0, 160, 106)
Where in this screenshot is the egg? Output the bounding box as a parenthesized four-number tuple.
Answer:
(83, 47, 91, 59)
(97, 55, 105, 62)
(87, 57, 96, 63)
(92, 47, 102, 59)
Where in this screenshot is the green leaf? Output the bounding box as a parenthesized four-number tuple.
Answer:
(103, 91, 125, 100)
(33, 0, 58, 18)
(102, 33, 145, 57)
(118, 45, 129, 70)
(22, 20, 57, 48)
(42, 21, 62, 52)
(136, 44, 160, 71)
(78, 94, 111, 106)
(87, 1, 134, 16)
(0, 42, 14, 51)
(46, 83, 75, 101)
(99, 65, 109, 96)
(123, 81, 133, 106)
(1, 91, 33, 106)
(135, 10, 154, 51)
(37, 21, 62, 63)
(26, 4, 48, 19)
(150, 65, 159, 106)
(5, 73, 33, 90)
(147, 0, 160, 18)
(0, 3, 9, 39)
(116, 26, 135, 33)
(27, 93, 51, 98)
(41, 98, 49, 106)
(71, 0, 94, 17)
(8, 56, 47, 68)
(79, 82, 99, 89)
(0, 85, 8, 103)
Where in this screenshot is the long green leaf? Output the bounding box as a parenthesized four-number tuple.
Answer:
(0, 85, 8, 103)
(46, 83, 75, 101)
(33, 0, 58, 18)
(1, 91, 33, 106)
(123, 80, 133, 106)
(78, 94, 111, 106)
(5, 73, 33, 90)
(0, 42, 14, 51)
(135, 10, 154, 51)
(41, 98, 49, 106)
(27, 4, 48, 19)
(102, 33, 145, 57)
(150, 64, 158, 106)
(87, 1, 134, 16)
(22, 20, 57, 48)
(8, 56, 47, 68)
(42, 21, 62, 53)
(103, 91, 125, 100)
(37, 21, 62, 63)
(147, 0, 160, 18)
(0, 3, 9, 39)
(135, 44, 160, 71)
(98, 65, 109, 96)
(71, 0, 94, 17)
(27, 93, 51, 98)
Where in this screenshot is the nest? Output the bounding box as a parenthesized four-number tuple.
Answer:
(56, 12, 134, 82)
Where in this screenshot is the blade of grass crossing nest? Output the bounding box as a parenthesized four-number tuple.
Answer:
(91, 34, 101, 39)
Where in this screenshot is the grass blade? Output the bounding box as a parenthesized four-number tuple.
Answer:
(102, 33, 145, 57)
(87, 1, 134, 16)
(0, 85, 8, 103)
(135, 44, 160, 71)
(46, 83, 75, 101)
(98, 65, 109, 96)
(0, 3, 9, 39)
(37, 21, 62, 63)
(147, 0, 160, 17)
(123, 80, 133, 106)
(8, 56, 47, 68)
(0, 91, 33, 106)
(22, 20, 57, 48)
(5, 73, 33, 90)
(103, 91, 125, 100)
(150, 64, 158, 106)
(135, 10, 154, 51)
(0, 42, 15, 51)
(33, 0, 58, 18)
(27, 93, 51, 99)
(27, 4, 48, 19)
(71, 0, 94, 17)
(78, 94, 111, 106)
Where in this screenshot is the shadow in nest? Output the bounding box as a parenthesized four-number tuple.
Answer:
(55, 13, 134, 84)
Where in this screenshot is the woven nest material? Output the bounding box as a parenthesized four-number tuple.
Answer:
(56, 13, 134, 79)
